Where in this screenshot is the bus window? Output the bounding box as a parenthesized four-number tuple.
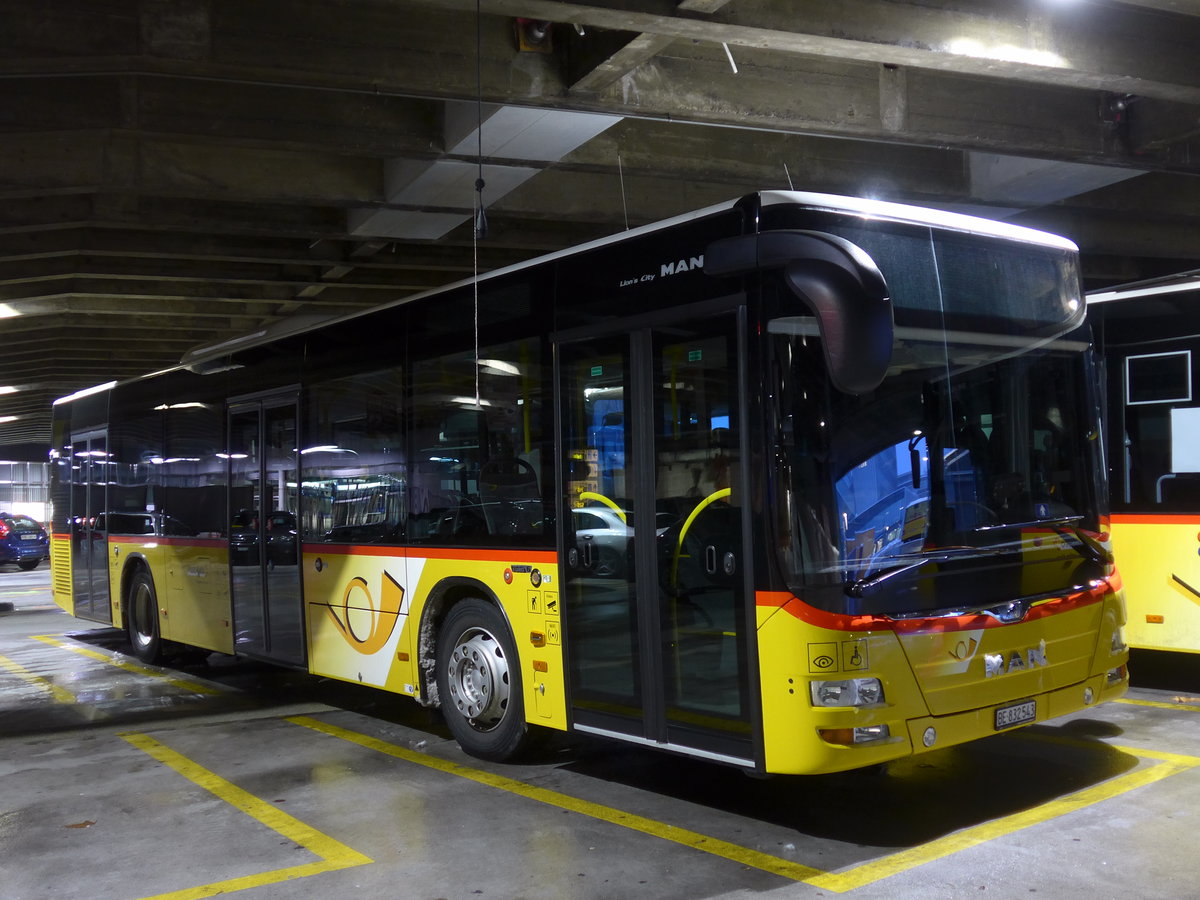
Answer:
(302, 367, 406, 545)
(409, 337, 548, 545)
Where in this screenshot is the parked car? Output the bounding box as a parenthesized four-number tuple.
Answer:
(230, 509, 298, 565)
(0, 512, 50, 571)
(571, 506, 674, 578)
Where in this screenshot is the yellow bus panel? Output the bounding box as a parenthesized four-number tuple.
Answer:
(1111, 514, 1200, 653)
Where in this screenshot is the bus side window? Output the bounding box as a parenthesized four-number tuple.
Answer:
(303, 367, 406, 545)
(410, 337, 548, 546)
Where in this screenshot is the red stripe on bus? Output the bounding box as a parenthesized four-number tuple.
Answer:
(301, 544, 556, 564)
(1110, 513, 1200, 526)
(757, 577, 1115, 634)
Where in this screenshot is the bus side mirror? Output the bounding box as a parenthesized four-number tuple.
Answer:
(705, 230, 893, 394)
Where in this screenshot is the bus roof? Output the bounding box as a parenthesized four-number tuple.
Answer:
(54, 190, 1080, 404)
(758, 190, 1079, 253)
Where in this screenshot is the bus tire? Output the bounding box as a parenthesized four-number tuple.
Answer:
(436, 597, 529, 761)
(127, 568, 164, 665)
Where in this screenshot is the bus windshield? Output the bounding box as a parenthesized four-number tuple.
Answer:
(768, 226, 1106, 619)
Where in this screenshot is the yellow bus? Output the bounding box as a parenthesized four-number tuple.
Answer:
(1089, 275, 1200, 653)
(50, 191, 1128, 773)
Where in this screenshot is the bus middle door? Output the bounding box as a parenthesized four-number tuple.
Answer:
(559, 309, 755, 766)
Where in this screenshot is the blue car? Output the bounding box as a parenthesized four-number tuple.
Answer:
(0, 512, 49, 571)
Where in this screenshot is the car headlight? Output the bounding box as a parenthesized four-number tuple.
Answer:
(1111, 625, 1127, 654)
(810, 677, 884, 707)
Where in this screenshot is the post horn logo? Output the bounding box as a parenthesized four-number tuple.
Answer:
(325, 570, 406, 655)
(949, 637, 978, 661)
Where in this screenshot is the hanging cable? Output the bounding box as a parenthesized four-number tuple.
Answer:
(618, 152, 629, 230)
(472, 0, 483, 408)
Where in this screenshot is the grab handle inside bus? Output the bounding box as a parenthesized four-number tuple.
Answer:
(704, 228, 893, 394)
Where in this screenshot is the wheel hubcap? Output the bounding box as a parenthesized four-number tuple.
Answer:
(446, 627, 510, 731)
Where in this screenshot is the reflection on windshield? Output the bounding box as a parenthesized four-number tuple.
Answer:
(773, 325, 1105, 617)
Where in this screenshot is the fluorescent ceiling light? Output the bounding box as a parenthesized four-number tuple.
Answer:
(54, 381, 117, 405)
(0, 386, 17, 395)
(477, 358, 520, 376)
(1087, 277, 1200, 304)
(0, 415, 17, 424)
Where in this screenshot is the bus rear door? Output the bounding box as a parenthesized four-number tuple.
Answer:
(227, 393, 305, 666)
(69, 429, 111, 623)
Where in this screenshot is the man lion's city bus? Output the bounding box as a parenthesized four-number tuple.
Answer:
(50, 191, 1129, 774)
(1089, 275, 1200, 654)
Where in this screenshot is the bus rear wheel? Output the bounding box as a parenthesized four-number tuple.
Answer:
(436, 598, 529, 761)
(127, 569, 163, 665)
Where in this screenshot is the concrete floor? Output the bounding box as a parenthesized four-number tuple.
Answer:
(3, 564, 1200, 900)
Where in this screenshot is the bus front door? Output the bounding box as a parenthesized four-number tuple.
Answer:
(559, 311, 755, 766)
(69, 430, 111, 623)
(227, 395, 305, 666)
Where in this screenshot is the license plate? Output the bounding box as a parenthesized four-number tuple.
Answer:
(995, 699, 1036, 730)
(19, 534, 38, 541)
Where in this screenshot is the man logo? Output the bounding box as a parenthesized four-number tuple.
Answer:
(984, 639, 1049, 677)
(661, 255, 704, 277)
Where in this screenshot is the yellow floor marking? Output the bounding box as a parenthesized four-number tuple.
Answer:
(0, 651, 76, 704)
(121, 732, 372, 900)
(286, 716, 828, 882)
(1116, 697, 1200, 712)
(289, 716, 1200, 893)
(32, 634, 225, 695)
(1111, 743, 1200, 765)
(809, 752, 1196, 891)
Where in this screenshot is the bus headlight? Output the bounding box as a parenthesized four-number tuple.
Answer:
(810, 677, 884, 707)
(1111, 626, 1127, 654)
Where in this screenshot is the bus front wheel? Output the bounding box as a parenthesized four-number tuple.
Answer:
(436, 598, 529, 761)
(127, 569, 164, 665)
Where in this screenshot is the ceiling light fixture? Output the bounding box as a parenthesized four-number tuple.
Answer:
(1087, 275, 1200, 304)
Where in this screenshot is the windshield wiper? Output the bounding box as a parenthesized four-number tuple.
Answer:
(846, 546, 1008, 598)
(971, 514, 1083, 532)
(971, 515, 1111, 566)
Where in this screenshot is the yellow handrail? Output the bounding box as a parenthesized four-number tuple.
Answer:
(578, 491, 627, 524)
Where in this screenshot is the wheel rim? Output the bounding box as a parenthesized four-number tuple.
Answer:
(131, 581, 154, 648)
(445, 626, 510, 732)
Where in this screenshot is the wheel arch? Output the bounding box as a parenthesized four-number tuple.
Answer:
(117, 553, 155, 630)
(416, 575, 512, 709)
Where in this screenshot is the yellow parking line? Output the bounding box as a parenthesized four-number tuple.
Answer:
(0, 651, 76, 704)
(810, 752, 1195, 891)
(32, 634, 225, 695)
(121, 732, 372, 900)
(289, 716, 1200, 893)
(1112, 744, 1200, 765)
(286, 715, 828, 882)
(1116, 697, 1200, 712)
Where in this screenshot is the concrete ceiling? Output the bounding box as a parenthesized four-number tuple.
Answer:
(4, 0, 1200, 452)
